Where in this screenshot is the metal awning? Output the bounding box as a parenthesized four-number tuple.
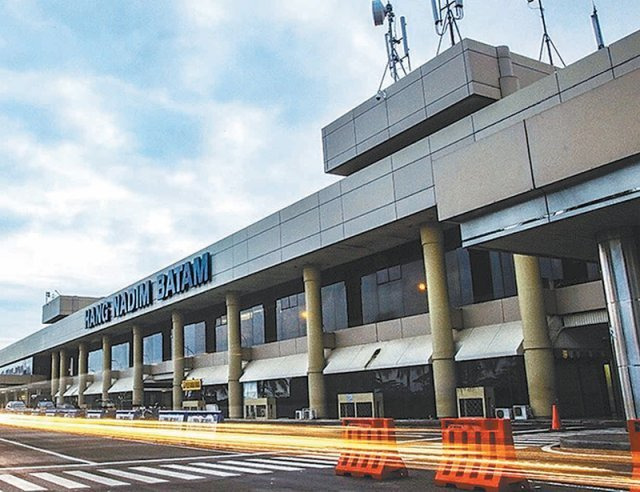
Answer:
(83, 380, 104, 396)
(108, 375, 151, 394)
(187, 365, 229, 386)
(108, 377, 133, 394)
(63, 383, 79, 397)
(324, 335, 431, 374)
(239, 354, 308, 383)
(455, 321, 524, 361)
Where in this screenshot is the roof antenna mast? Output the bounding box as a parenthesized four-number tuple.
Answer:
(430, 0, 464, 55)
(372, 1, 412, 99)
(591, 2, 606, 50)
(527, 0, 566, 67)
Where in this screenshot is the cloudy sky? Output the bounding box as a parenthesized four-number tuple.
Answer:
(0, 0, 638, 350)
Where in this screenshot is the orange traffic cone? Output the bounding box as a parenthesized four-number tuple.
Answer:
(551, 404, 562, 431)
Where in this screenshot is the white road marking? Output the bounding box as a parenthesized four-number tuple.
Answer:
(131, 466, 204, 481)
(192, 462, 272, 475)
(0, 437, 95, 465)
(31, 472, 89, 489)
(222, 460, 303, 472)
(257, 458, 332, 469)
(541, 443, 631, 461)
(274, 456, 337, 465)
(100, 468, 168, 484)
(0, 475, 46, 491)
(163, 464, 238, 477)
(65, 470, 129, 487)
(297, 454, 340, 461)
(532, 481, 619, 492)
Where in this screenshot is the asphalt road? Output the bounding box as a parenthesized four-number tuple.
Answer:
(0, 423, 630, 491)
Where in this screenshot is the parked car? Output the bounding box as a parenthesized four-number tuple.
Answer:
(36, 400, 55, 410)
(5, 401, 26, 412)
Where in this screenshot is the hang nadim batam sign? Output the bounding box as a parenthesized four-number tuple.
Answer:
(84, 252, 211, 329)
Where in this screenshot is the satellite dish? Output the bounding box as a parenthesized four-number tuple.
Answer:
(372, 0, 386, 26)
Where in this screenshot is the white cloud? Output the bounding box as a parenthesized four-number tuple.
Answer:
(0, 1, 638, 351)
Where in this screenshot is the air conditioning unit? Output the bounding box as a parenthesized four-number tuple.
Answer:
(512, 405, 530, 420)
(456, 387, 495, 417)
(495, 407, 512, 419)
(244, 397, 276, 419)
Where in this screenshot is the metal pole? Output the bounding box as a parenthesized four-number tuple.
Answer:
(538, 0, 554, 66)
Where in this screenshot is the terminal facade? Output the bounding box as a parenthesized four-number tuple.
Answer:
(1, 30, 639, 421)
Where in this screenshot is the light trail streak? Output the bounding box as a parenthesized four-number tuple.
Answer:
(0, 414, 634, 490)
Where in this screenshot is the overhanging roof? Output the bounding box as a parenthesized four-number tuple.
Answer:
(455, 321, 523, 361)
(324, 335, 431, 374)
(187, 365, 229, 386)
(239, 354, 308, 383)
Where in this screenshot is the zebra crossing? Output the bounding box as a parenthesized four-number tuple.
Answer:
(512, 430, 576, 449)
(0, 453, 340, 491)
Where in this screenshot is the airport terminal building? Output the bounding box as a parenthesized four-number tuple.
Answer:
(1, 30, 639, 421)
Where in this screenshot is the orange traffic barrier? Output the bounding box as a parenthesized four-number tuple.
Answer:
(435, 418, 529, 491)
(335, 417, 408, 480)
(628, 420, 640, 492)
(551, 404, 562, 431)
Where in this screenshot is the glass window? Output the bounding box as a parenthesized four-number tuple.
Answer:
(322, 282, 348, 332)
(0, 358, 32, 376)
(241, 305, 265, 348)
(184, 321, 206, 356)
(215, 316, 228, 352)
(243, 381, 258, 399)
(88, 349, 102, 374)
(361, 260, 427, 324)
(143, 333, 163, 365)
(111, 342, 130, 370)
(276, 292, 306, 341)
(259, 379, 291, 398)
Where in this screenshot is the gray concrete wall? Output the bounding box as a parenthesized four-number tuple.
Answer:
(321, 38, 552, 176)
(434, 30, 640, 224)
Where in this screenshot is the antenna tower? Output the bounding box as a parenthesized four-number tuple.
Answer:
(430, 0, 464, 54)
(372, 1, 412, 98)
(527, 0, 565, 67)
(591, 2, 605, 50)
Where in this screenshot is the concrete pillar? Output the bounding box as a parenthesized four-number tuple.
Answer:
(57, 349, 67, 406)
(227, 292, 243, 419)
(598, 228, 640, 419)
(304, 265, 327, 418)
(77, 342, 88, 408)
(497, 45, 521, 97)
(50, 352, 59, 402)
(420, 223, 457, 418)
(172, 311, 185, 410)
(514, 254, 556, 418)
(102, 335, 112, 401)
(132, 325, 144, 407)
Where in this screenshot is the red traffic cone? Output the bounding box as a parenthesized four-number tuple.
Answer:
(551, 404, 562, 431)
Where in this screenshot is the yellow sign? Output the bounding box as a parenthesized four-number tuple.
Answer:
(181, 379, 202, 391)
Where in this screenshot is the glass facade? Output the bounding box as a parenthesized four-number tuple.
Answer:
(361, 260, 427, 324)
(276, 292, 306, 340)
(322, 282, 348, 333)
(143, 333, 163, 365)
(326, 366, 435, 419)
(0, 357, 32, 376)
(111, 342, 130, 370)
(241, 305, 265, 348)
(184, 322, 206, 356)
(456, 357, 528, 408)
(87, 349, 102, 374)
(540, 257, 601, 288)
(215, 316, 228, 352)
